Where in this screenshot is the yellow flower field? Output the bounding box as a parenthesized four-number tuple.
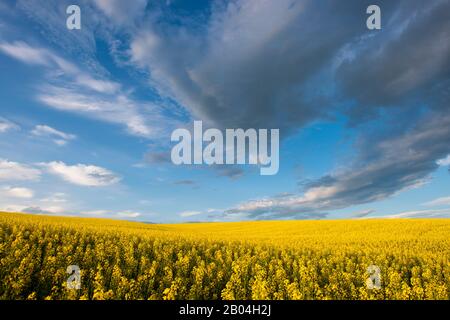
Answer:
(0, 212, 449, 300)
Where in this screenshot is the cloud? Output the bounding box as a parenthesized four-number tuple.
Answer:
(31, 125, 76, 146)
(226, 112, 450, 218)
(40, 192, 68, 205)
(179, 210, 202, 217)
(350, 209, 375, 218)
(80, 210, 146, 219)
(437, 155, 450, 166)
(2, 0, 450, 221)
(0, 117, 20, 133)
(219, 2, 448, 219)
(116, 210, 141, 218)
(42, 161, 121, 186)
(1, 186, 34, 199)
(0, 41, 51, 66)
(20, 206, 65, 214)
(336, 0, 450, 117)
(0, 41, 180, 139)
(423, 196, 450, 207)
(40, 192, 67, 204)
(127, 0, 450, 220)
(377, 209, 450, 219)
(0, 41, 120, 94)
(0, 159, 41, 181)
(130, 0, 359, 133)
(129, 0, 449, 131)
(37, 85, 161, 138)
(16, 0, 97, 60)
(81, 210, 108, 216)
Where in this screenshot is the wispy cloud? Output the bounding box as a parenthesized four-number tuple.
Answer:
(116, 210, 141, 218)
(179, 210, 202, 218)
(350, 209, 375, 218)
(423, 196, 450, 207)
(31, 124, 76, 146)
(0, 40, 180, 139)
(81, 210, 144, 219)
(0, 41, 120, 94)
(376, 209, 450, 219)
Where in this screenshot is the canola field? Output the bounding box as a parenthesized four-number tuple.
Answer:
(0, 212, 449, 300)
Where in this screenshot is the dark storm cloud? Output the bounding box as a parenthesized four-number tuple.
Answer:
(337, 0, 450, 121)
(130, 0, 380, 133)
(130, 0, 447, 132)
(128, 0, 450, 218)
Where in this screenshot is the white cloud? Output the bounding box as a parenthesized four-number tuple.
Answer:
(1, 186, 34, 199)
(437, 155, 450, 166)
(423, 196, 450, 207)
(0, 117, 20, 133)
(31, 125, 75, 140)
(80, 210, 143, 219)
(42, 161, 120, 186)
(179, 210, 202, 217)
(74, 74, 120, 94)
(0, 159, 41, 181)
(376, 209, 450, 219)
(116, 210, 141, 218)
(81, 210, 108, 216)
(31, 124, 76, 146)
(0, 41, 50, 65)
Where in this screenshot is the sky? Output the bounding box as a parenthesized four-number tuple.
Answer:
(0, 0, 449, 223)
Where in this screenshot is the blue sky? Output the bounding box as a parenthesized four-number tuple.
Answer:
(0, 0, 449, 222)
